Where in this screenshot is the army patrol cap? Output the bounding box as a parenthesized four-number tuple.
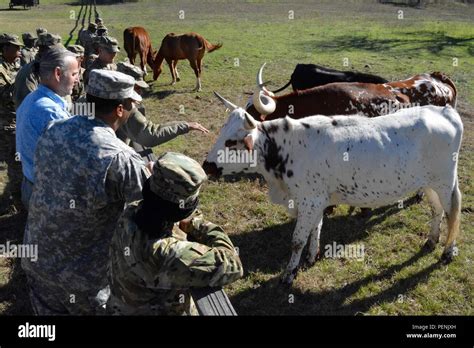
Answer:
(88, 23, 98, 30)
(98, 36, 119, 53)
(117, 61, 149, 89)
(36, 28, 47, 36)
(37, 33, 62, 47)
(22, 32, 37, 42)
(0, 33, 24, 47)
(150, 152, 207, 206)
(86, 70, 142, 102)
(67, 44, 85, 56)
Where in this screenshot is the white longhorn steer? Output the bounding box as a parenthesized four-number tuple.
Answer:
(203, 93, 463, 284)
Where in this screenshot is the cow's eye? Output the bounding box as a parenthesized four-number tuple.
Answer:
(225, 140, 238, 148)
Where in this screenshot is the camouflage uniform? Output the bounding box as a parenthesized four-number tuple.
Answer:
(22, 70, 148, 315)
(67, 45, 86, 101)
(20, 33, 37, 66)
(115, 62, 190, 147)
(79, 23, 97, 58)
(107, 152, 243, 315)
(13, 33, 62, 109)
(83, 36, 119, 86)
(0, 34, 22, 127)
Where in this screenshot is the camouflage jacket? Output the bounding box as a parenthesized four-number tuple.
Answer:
(13, 60, 39, 109)
(22, 115, 151, 313)
(84, 58, 117, 86)
(0, 56, 19, 120)
(20, 47, 37, 66)
(79, 30, 96, 57)
(116, 107, 190, 148)
(107, 203, 243, 315)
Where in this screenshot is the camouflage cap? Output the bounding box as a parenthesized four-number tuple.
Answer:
(67, 44, 85, 56)
(88, 22, 98, 30)
(37, 33, 62, 47)
(95, 17, 103, 24)
(36, 28, 47, 36)
(150, 152, 207, 206)
(86, 70, 142, 102)
(0, 33, 24, 47)
(98, 36, 119, 53)
(22, 32, 37, 42)
(117, 61, 149, 89)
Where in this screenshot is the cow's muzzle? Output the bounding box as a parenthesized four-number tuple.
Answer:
(202, 161, 222, 178)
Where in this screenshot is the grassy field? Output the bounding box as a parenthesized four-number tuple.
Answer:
(0, 0, 473, 315)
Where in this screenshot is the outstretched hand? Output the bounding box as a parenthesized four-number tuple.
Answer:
(187, 122, 209, 134)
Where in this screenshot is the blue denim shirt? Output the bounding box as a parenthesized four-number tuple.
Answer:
(16, 84, 70, 183)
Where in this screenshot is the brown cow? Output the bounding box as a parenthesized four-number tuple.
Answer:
(152, 32, 222, 91)
(248, 64, 457, 121)
(123, 26, 155, 75)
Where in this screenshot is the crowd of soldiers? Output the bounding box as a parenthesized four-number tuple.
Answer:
(0, 18, 243, 315)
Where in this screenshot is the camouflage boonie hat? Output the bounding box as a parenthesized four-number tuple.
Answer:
(150, 152, 207, 206)
(117, 62, 149, 89)
(98, 36, 119, 53)
(36, 28, 47, 36)
(86, 70, 142, 102)
(0, 33, 24, 47)
(67, 44, 85, 56)
(97, 26, 108, 36)
(22, 32, 37, 42)
(95, 17, 103, 25)
(88, 22, 98, 30)
(37, 33, 62, 47)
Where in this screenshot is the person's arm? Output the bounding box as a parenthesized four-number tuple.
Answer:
(0, 71, 15, 114)
(120, 108, 190, 147)
(105, 151, 151, 203)
(146, 217, 243, 289)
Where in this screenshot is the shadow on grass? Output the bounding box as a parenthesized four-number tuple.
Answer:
(231, 193, 422, 274)
(231, 248, 441, 315)
(299, 32, 474, 56)
(0, 211, 32, 315)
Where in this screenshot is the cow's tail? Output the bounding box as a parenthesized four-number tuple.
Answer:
(271, 80, 292, 94)
(203, 38, 222, 53)
(432, 72, 457, 107)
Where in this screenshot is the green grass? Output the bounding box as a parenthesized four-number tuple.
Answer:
(0, 0, 473, 315)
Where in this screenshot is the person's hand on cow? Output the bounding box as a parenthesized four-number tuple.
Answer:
(187, 122, 209, 134)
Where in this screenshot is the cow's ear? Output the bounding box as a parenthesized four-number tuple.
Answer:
(243, 134, 254, 151)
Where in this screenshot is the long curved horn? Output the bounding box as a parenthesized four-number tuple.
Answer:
(256, 63, 275, 97)
(252, 90, 276, 116)
(213, 91, 238, 110)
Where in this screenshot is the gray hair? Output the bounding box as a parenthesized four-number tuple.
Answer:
(39, 47, 77, 81)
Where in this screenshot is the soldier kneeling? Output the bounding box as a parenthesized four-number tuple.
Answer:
(107, 152, 243, 315)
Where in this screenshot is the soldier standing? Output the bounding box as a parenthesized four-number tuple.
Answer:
(79, 23, 97, 59)
(0, 33, 23, 211)
(22, 70, 152, 315)
(20, 33, 38, 66)
(107, 152, 243, 315)
(0, 33, 22, 128)
(83, 36, 119, 86)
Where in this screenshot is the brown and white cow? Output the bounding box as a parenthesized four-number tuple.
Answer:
(123, 26, 155, 75)
(247, 64, 457, 121)
(204, 94, 463, 284)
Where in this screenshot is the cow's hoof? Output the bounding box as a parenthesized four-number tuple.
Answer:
(441, 246, 458, 264)
(176, 77, 181, 82)
(422, 239, 437, 253)
(304, 251, 320, 269)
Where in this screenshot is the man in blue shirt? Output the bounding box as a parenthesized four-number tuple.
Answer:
(16, 47, 79, 209)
